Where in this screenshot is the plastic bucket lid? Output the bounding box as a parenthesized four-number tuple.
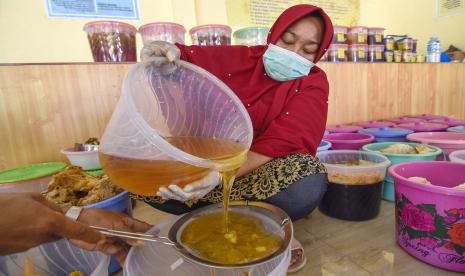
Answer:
(411, 114, 448, 121)
(387, 117, 425, 124)
(430, 118, 465, 127)
(407, 132, 465, 145)
(356, 121, 395, 128)
(233, 27, 269, 39)
(0, 162, 66, 183)
(359, 127, 413, 138)
(317, 140, 332, 152)
(397, 122, 448, 132)
(83, 20, 137, 33)
(189, 24, 232, 35)
(449, 149, 465, 164)
(326, 124, 363, 133)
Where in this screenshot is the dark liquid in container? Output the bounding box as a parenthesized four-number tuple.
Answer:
(319, 181, 382, 221)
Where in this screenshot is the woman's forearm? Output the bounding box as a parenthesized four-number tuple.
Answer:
(237, 151, 272, 177)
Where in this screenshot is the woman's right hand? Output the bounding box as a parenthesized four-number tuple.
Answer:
(140, 41, 180, 64)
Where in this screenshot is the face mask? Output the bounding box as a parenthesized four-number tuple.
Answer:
(263, 43, 315, 82)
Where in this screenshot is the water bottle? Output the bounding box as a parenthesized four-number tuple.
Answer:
(427, 37, 441, 62)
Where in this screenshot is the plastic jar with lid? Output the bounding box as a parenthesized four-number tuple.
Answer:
(384, 51, 394, 62)
(412, 39, 418, 52)
(416, 54, 426, 63)
(233, 26, 269, 46)
(384, 36, 394, 51)
(189, 24, 232, 46)
(368, 45, 384, 62)
(368, 27, 385, 45)
(394, 51, 402, 62)
(348, 44, 368, 62)
(83, 21, 137, 62)
(333, 25, 348, 43)
(327, 44, 348, 62)
(397, 37, 413, 51)
(139, 22, 186, 45)
(348, 26, 368, 44)
(411, 52, 417, 62)
(402, 50, 412, 62)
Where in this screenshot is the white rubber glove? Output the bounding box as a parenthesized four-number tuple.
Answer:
(140, 40, 180, 64)
(157, 171, 220, 202)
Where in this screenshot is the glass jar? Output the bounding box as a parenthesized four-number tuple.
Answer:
(348, 44, 368, 62)
(384, 51, 394, 62)
(368, 27, 385, 45)
(368, 45, 385, 62)
(384, 36, 395, 51)
(348, 26, 368, 44)
(333, 25, 348, 43)
(327, 44, 348, 62)
(394, 51, 402, 62)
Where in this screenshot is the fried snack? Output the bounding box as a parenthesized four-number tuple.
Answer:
(454, 183, 465, 190)
(46, 166, 121, 207)
(379, 143, 435, 154)
(408, 176, 432, 185)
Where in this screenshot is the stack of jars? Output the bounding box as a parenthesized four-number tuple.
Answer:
(325, 26, 386, 62)
(386, 36, 425, 63)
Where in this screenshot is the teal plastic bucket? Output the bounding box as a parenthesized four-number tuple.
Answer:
(362, 142, 443, 201)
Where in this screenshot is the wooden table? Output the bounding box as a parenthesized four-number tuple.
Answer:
(119, 200, 462, 275)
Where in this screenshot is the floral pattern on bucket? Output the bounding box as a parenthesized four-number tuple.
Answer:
(396, 192, 465, 264)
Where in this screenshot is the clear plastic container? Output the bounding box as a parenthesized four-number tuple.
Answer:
(394, 50, 402, 62)
(233, 27, 269, 46)
(327, 44, 348, 62)
(411, 52, 417, 62)
(332, 25, 348, 43)
(384, 36, 395, 51)
(368, 27, 385, 45)
(0, 238, 110, 276)
(397, 37, 413, 51)
(99, 60, 253, 196)
(368, 45, 384, 62)
(139, 22, 186, 45)
(450, 149, 465, 164)
(417, 54, 426, 63)
(61, 147, 101, 170)
(125, 218, 291, 276)
(348, 26, 368, 44)
(0, 162, 66, 193)
(83, 21, 137, 62)
(348, 44, 368, 62)
(190, 24, 232, 46)
(402, 50, 412, 62)
(316, 150, 390, 221)
(384, 50, 394, 62)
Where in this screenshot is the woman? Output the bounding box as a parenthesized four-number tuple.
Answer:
(137, 4, 333, 272)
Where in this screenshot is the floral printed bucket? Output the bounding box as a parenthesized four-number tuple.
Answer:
(389, 161, 465, 272)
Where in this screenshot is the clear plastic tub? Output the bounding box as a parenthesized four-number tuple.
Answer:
(233, 27, 269, 46)
(316, 150, 390, 221)
(402, 50, 412, 62)
(368, 27, 385, 45)
(397, 37, 413, 51)
(348, 44, 368, 62)
(139, 22, 186, 45)
(332, 25, 348, 43)
(327, 44, 348, 62)
(450, 149, 465, 164)
(368, 45, 384, 62)
(61, 147, 101, 170)
(99, 60, 253, 196)
(190, 24, 232, 46)
(348, 26, 368, 44)
(125, 218, 291, 276)
(384, 36, 394, 51)
(417, 54, 426, 63)
(0, 238, 110, 276)
(384, 50, 393, 62)
(83, 21, 137, 62)
(394, 51, 402, 62)
(0, 162, 66, 193)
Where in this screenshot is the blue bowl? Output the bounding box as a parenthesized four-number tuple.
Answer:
(317, 140, 332, 152)
(85, 191, 131, 274)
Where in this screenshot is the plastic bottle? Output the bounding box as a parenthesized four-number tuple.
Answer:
(427, 37, 441, 62)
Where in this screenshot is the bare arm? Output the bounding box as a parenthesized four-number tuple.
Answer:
(237, 151, 273, 177)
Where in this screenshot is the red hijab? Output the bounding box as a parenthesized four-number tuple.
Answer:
(176, 4, 333, 157)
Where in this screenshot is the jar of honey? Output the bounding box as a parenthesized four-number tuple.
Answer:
(348, 26, 368, 44)
(327, 44, 348, 62)
(348, 44, 368, 62)
(333, 25, 348, 44)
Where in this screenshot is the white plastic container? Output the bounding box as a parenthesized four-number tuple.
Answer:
(449, 149, 465, 164)
(0, 238, 110, 276)
(61, 147, 101, 170)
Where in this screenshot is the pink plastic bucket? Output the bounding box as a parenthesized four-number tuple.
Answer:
(389, 161, 465, 272)
(407, 132, 465, 158)
(323, 133, 374, 150)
